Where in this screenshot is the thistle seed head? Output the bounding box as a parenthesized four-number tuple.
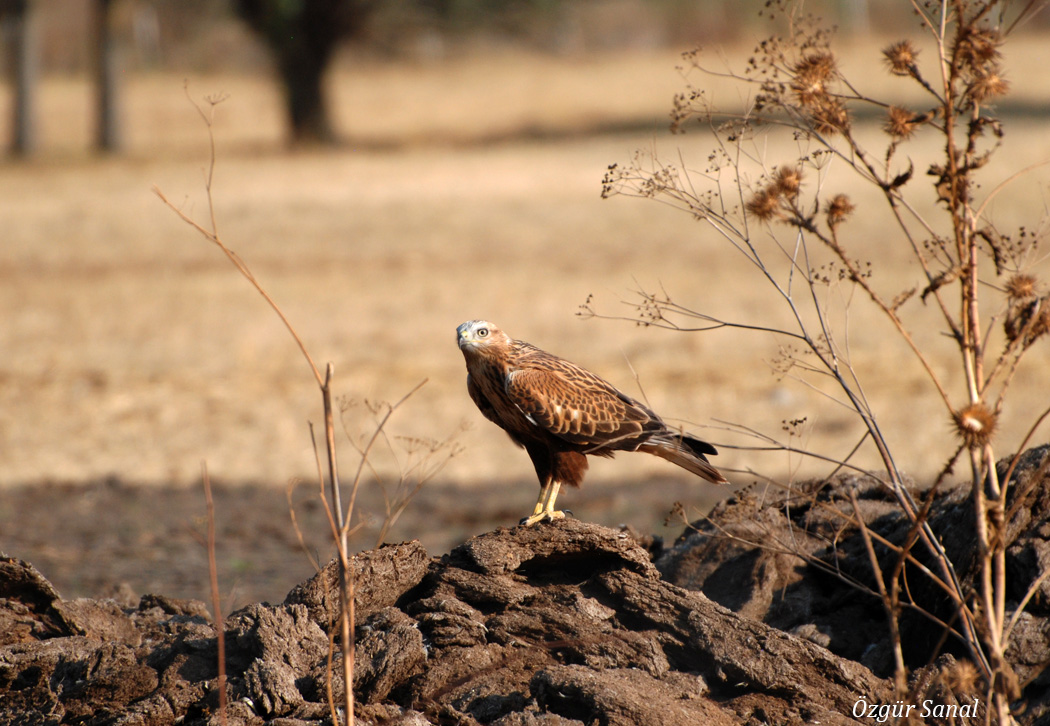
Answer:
(953, 402, 997, 449)
(825, 194, 855, 227)
(884, 106, 921, 139)
(1005, 273, 1038, 301)
(745, 186, 781, 221)
(883, 40, 918, 76)
(969, 68, 1010, 102)
(773, 165, 803, 197)
(791, 52, 837, 107)
(957, 27, 1002, 69)
(810, 98, 850, 135)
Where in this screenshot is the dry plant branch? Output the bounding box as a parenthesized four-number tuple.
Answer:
(202, 462, 228, 726)
(848, 487, 906, 692)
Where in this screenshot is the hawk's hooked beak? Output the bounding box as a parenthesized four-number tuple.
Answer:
(457, 326, 475, 348)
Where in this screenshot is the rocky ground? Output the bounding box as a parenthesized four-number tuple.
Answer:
(2, 445, 1049, 725)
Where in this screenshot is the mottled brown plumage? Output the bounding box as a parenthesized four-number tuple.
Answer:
(456, 320, 727, 525)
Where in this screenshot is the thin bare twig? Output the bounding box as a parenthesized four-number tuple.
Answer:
(201, 462, 228, 726)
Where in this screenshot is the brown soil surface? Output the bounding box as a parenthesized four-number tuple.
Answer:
(0, 475, 719, 610)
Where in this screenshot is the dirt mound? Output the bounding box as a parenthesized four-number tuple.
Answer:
(2, 522, 885, 725)
(2, 445, 1048, 724)
(658, 445, 1050, 722)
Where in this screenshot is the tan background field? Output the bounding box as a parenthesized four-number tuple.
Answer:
(2, 33, 1049, 604)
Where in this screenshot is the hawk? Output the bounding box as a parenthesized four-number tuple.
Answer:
(456, 320, 728, 525)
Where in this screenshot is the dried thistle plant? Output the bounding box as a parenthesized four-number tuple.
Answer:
(595, 1, 1048, 721)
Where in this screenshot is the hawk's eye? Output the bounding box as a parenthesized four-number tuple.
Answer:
(477, 328, 489, 338)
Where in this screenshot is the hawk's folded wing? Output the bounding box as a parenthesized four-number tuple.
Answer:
(505, 364, 656, 448)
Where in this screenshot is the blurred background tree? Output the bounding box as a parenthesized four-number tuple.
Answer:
(1, 0, 37, 153)
(232, 0, 378, 144)
(230, 0, 565, 144)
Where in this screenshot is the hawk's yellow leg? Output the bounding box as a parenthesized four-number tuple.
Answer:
(528, 482, 550, 517)
(520, 481, 566, 526)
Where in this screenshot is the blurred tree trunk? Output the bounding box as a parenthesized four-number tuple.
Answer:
(94, 0, 123, 152)
(234, 0, 374, 145)
(1, 0, 37, 155)
(275, 33, 336, 144)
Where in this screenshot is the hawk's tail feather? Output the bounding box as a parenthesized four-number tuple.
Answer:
(640, 434, 728, 484)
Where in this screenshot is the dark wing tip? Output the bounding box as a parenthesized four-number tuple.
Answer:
(682, 435, 719, 459)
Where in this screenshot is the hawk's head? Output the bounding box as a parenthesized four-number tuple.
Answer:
(457, 320, 510, 357)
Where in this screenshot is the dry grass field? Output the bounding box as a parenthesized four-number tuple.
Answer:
(2, 35, 1049, 604)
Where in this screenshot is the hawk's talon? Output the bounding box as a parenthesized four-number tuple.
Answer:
(519, 509, 568, 526)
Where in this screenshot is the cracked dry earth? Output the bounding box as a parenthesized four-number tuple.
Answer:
(2, 445, 1050, 725)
